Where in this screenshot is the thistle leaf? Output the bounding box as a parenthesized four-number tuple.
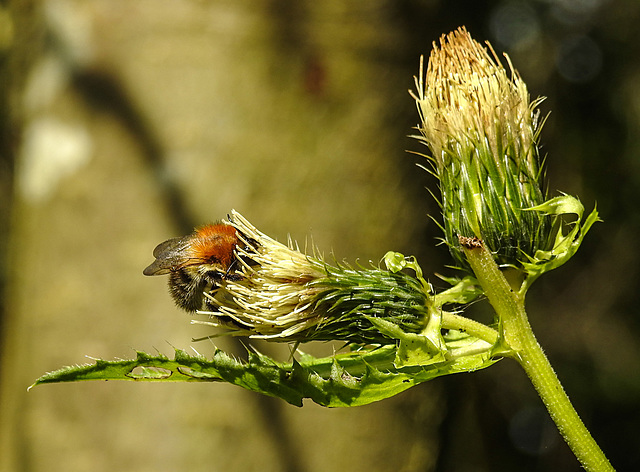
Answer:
(30, 344, 499, 407)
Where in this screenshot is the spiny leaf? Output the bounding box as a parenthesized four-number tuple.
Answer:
(31, 342, 499, 407)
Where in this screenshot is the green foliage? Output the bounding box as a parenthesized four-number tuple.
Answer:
(522, 195, 600, 290)
(31, 340, 499, 407)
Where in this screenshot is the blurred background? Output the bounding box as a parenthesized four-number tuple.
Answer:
(1, 1, 639, 471)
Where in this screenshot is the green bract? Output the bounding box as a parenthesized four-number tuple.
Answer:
(521, 194, 600, 291)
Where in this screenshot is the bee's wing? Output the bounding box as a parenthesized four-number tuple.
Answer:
(143, 236, 192, 276)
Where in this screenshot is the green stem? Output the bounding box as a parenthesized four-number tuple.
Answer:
(460, 236, 614, 472)
(441, 312, 498, 345)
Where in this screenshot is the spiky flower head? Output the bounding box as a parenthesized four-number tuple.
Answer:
(413, 27, 551, 270)
(193, 211, 431, 345)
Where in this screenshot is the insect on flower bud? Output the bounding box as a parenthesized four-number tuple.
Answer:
(412, 26, 551, 269)
(145, 211, 431, 345)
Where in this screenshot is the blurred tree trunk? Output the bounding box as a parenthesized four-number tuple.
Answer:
(1, 2, 441, 472)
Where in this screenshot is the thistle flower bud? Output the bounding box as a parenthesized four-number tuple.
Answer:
(413, 27, 551, 269)
(193, 211, 430, 345)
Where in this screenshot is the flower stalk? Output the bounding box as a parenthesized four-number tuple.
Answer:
(460, 237, 613, 472)
(411, 26, 610, 470)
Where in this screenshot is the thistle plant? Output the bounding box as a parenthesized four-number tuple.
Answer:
(33, 27, 612, 471)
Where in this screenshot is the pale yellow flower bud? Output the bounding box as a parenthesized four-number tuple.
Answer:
(413, 27, 550, 269)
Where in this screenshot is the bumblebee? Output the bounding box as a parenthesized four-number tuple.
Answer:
(143, 223, 242, 312)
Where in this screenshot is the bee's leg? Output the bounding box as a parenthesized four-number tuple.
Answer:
(223, 259, 245, 282)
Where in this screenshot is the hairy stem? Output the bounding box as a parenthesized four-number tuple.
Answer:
(441, 312, 498, 345)
(460, 236, 614, 472)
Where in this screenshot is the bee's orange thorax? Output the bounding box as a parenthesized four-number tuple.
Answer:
(189, 223, 239, 268)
